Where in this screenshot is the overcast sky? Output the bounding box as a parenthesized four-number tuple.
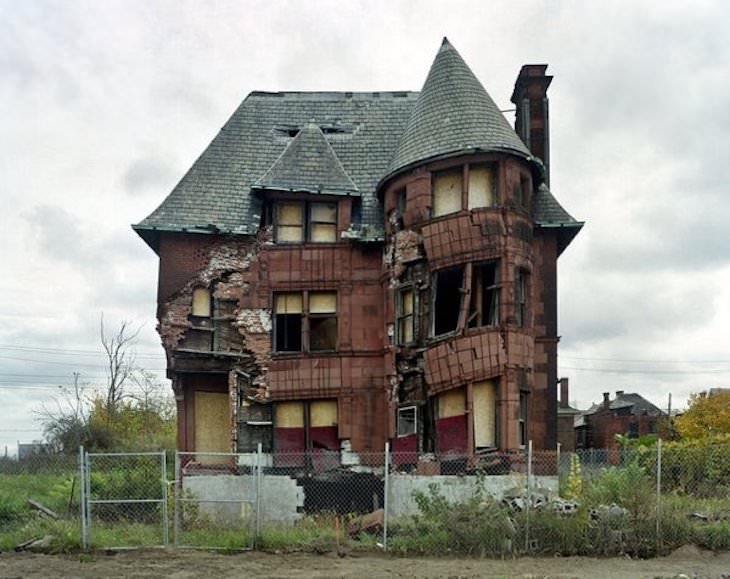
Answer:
(2, 0, 729, 453)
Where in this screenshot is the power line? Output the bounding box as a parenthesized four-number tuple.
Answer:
(560, 365, 730, 375)
(0, 344, 164, 359)
(562, 355, 730, 365)
(0, 354, 165, 371)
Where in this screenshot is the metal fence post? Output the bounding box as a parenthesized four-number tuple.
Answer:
(383, 441, 390, 552)
(79, 446, 87, 550)
(173, 451, 180, 547)
(255, 442, 263, 548)
(525, 440, 533, 552)
(556, 441, 561, 477)
(161, 451, 169, 546)
(656, 438, 662, 551)
(84, 450, 92, 548)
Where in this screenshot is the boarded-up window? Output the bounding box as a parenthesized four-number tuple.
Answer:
(473, 380, 497, 449)
(309, 292, 337, 351)
(194, 391, 230, 461)
(436, 388, 468, 453)
(309, 203, 337, 242)
(274, 400, 338, 453)
(433, 266, 464, 336)
(397, 288, 414, 344)
(432, 168, 462, 217)
(468, 262, 499, 328)
(276, 202, 304, 242)
(274, 292, 303, 352)
(468, 165, 495, 209)
(192, 288, 211, 317)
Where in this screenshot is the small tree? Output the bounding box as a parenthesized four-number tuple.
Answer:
(674, 390, 730, 442)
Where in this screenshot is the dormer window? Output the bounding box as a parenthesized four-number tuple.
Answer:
(274, 201, 338, 243)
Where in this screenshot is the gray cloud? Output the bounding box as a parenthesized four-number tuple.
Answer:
(123, 158, 179, 196)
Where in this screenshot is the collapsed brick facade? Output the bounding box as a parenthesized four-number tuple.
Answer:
(134, 39, 581, 463)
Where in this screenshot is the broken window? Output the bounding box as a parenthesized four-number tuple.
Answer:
(433, 266, 464, 336)
(309, 292, 337, 351)
(515, 269, 528, 327)
(191, 288, 211, 317)
(274, 201, 338, 243)
(274, 291, 337, 353)
(519, 392, 528, 447)
(396, 288, 414, 344)
(432, 168, 462, 217)
(274, 292, 303, 352)
(467, 164, 496, 209)
(274, 399, 339, 454)
(468, 262, 499, 328)
(397, 406, 417, 437)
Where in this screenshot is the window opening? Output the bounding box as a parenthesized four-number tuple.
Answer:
(515, 269, 528, 327)
(191, 288, 211, 317)
(468, 165, 495, 209)
(433, 267, 464, 336)
(309, 202, 337, 242)
(397, 406, 417, 437)
(432, 168, 462, 217)
(309, 292, 337, 351)
(520, 174, 531, 209)
(274, 201, 338, 243)
(274, 293, 303, 352)
(397, 288, 414, 344)
(276, 202, 304, 242)
(468, 262, 499, 328)
(519, 392, 528, 447)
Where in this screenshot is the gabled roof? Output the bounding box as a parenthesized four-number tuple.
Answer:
(582, 393, 665, 417)
(384, 38, 532, 182)
(253, 122, 359, 196)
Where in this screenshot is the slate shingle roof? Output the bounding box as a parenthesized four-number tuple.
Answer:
(385, 38, 532, 181)
(253, 122, 359, 196)
(134, 39, 580, 250)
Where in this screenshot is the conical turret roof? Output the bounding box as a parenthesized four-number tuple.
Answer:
(385, 38, 531, 181)
(254, 122, 359, 195)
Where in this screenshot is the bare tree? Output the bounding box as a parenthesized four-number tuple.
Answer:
(100, 314, 141, 417)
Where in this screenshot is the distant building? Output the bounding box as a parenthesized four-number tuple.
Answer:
(17, 441, 53, 460)
(575, 391, 665, 449)
(556, 378, 580, 452)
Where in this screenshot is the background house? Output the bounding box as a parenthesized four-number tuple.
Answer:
(575, 390, 666, 449)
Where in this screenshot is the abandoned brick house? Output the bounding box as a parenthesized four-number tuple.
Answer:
(133, 38, 582, 462)
(574, 391, 666, 450)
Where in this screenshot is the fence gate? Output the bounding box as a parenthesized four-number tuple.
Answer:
(81, 451, 169, 549)
(174, 451, 260, 550)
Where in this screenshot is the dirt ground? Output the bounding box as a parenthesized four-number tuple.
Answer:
(1, 546, 728, 578)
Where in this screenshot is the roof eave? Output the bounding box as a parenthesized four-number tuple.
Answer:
(537, 221, 584, 256)
(252, 185, 361, 197)
(377, 146, 537, 195)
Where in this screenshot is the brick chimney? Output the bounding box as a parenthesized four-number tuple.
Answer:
(616, 390, 624, 398)
(603, 392, 610, 410)
(510, 64, 553, 186)
(559, 377, 570, 409)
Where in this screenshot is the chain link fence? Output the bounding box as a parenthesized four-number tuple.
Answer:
(2, 442, 729, 555)
(81, 451, 169, 549)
